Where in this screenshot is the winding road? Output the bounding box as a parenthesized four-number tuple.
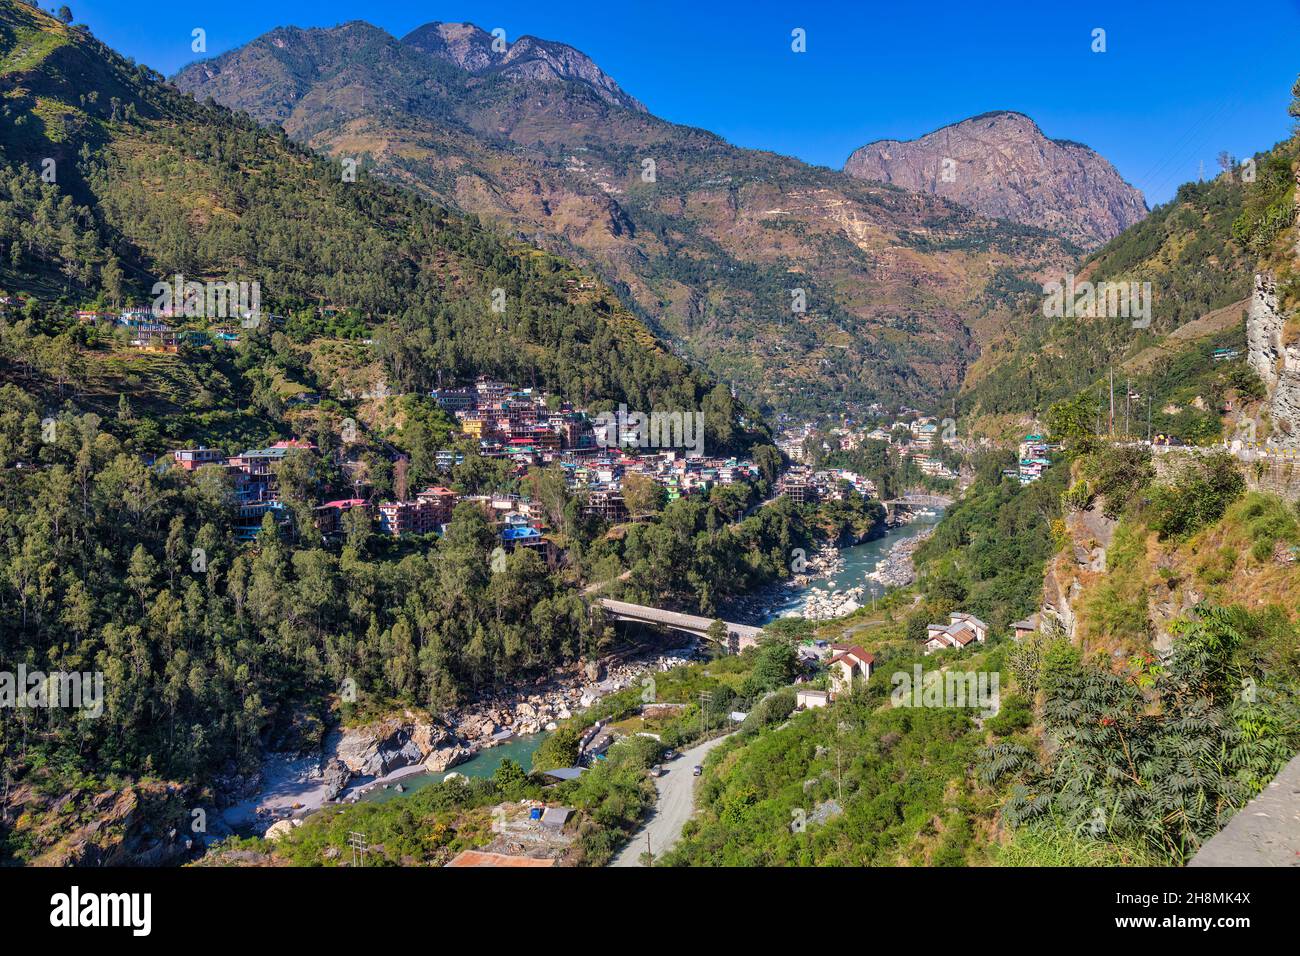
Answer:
(609, 733, 732, 867)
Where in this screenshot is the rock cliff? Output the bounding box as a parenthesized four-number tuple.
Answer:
(844, 111, 1147, 249)
(1247, 272, 1300, 445)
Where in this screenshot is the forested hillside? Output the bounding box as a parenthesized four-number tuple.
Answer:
(172, 20, 1079, 418)
(0, 0, 754, 440)
(962, 135, 1297, 423)
(0, 0, 779, 865)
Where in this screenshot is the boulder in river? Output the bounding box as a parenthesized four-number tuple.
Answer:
(424, 743, 472, 773)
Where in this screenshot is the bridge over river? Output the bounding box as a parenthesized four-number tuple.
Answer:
(882, 493, 952, 522)
(597, 599, 763, 654)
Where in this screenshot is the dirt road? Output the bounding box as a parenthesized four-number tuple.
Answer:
(609, 733, 731, 867)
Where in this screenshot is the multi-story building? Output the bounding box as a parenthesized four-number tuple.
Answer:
(434, 450, 465, 472)
(778, 470, 816, 505)
(314, 498, 369, 537)
(415, 486, 458, 526)
(376, 499, 439, 537)
(475, 377, 511, 408)
(171, 447, 226, 471)
(431, 386, 475, 412)
(585, 489, 628, 523)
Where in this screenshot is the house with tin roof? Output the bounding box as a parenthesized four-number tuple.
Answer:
(923, 612, 990, 654)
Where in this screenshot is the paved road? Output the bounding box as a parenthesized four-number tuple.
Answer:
(1190, 751, 1300, 866)
(609, 734, 732, 867)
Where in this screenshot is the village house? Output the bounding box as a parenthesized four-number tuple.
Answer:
(1017, 434, 1053, 485)
(826, 644, 875, 696)
(171, 447, 225, 471)
(1012, 614, 1040, 642)
(911, 419, 938, 451)
(923, 612, 990, 653)
(234, 500, 290, 541)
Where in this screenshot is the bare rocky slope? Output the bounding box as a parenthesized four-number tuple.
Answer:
(172, 23, 1080, 417)
(844, 111, 1148, 249)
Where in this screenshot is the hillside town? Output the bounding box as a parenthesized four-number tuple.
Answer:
(777, 412, 961, 483)
(166, 374, 767, 555)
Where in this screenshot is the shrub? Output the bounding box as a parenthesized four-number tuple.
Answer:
(1148, 452, 1245, 539)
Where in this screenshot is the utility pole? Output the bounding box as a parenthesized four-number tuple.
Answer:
(348, 830, 368, 868)
(645, 832, 653, 867)
(1124, 377, 1131, 439)
(699, 691, 712, 738)
(1147, 394, 1152, 444)
(1108, 368, 1115, 439)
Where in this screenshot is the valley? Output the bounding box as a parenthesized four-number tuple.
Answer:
(1, 0, 1299, 904)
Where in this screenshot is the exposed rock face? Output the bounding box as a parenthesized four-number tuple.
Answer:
(336, 720, 429, 777)
(844, 111, 1147, 248)
(171, 25, 1078, 416)
(321, 758, 353, 801)
(1246, 272, 1300, 445)
(402, 22, 646, 112)
(424, 744, 472, 773)
(7, 780, 203, 866)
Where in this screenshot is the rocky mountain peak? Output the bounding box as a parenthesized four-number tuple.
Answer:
(844, 110, 1147, 249)
(401, 21, 645, 112)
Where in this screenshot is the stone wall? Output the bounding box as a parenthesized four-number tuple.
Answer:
(1151, 447, 1300, 502)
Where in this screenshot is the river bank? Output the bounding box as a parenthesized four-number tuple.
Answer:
(221, 635, 699, 835)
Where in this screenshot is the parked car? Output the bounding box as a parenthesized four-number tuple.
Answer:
(693, 765, 703, 776)
(663, 749, 678, 761)
(648, 765, 664, 778)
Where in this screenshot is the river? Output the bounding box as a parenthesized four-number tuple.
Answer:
(358, 733, 548, 805)
(755, 509, 945, 624)
(345, 512, 944, 809)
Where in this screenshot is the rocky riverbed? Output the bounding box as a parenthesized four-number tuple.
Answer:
(222, 639, 698, 834)
(866, 525, 935, 590)
(721, 513, 941, 625)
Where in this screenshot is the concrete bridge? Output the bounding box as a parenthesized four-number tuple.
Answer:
(597, 599, 763, 654)
(882, 493, 951, 522)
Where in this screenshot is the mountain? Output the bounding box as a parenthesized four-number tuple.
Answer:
(844, 111, 1148, 250)
(402, 21, 645, 112)
(0, 3, 752, 443)
(172, 22, 1079, 418)
(958, 148, 1287, 428)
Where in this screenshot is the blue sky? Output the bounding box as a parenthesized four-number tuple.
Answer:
(59, 0, 1300, 206)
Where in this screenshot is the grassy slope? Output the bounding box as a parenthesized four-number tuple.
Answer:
(960, 148, 1291, 423)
